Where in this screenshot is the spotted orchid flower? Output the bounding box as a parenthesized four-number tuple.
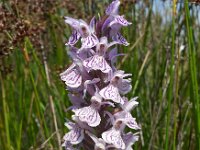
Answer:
(113, 97, 140, 130)
(99, 83, 124, 104)
(102, 121, 126, 149)
(72, 95, 102, 127)
(122, 132, 139, 150)
(83, 37, 113, 74)
(102, 128, 125, 149)
(112, 70, 133, 94)
(60, 63, 82, 89)
(63, 122, 84, 145)
(115, 111, 140, 130)
(65, 17, 98, 49)
(99, 71, 132, 104)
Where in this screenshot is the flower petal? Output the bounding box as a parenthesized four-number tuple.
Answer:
(122, 97, 139, 112)
(112, 32, 129, 46)
(109, 15, 132, 27)
(122, 132, 139, 149)
(66, 30, 81, 46)
(124, 113, 140, 130)
(89, 16, 96, 33)
(60, 67, 82, 88)
(115, 111, 140, 130)
(117, 79, 132, 95)
(65, 17, 80, 30)
(99, 84, 124, 104)
(106, 0, 120, 15)
(83, 55, 112, 73)
(81, 34, 98, 49)
(73, 106, 101, 127)
(63, 125, 84, 145)
(102, 128, 125, 149)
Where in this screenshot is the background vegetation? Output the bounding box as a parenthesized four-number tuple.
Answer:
(0, 0, 200, 149)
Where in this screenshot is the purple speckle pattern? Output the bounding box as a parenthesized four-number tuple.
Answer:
(102, 128, 125, 149)
(113, 32, 130, 46)
(99, 84, 123, 104)
(63, 125, 84, 145)
(60, 68, 82, 88)
(73, 106, 101, 127)
(67, 30, 81, 46)
(114, 15, 132, 26)
(81, 34, 98, 49)
(83, 55, 112, 73)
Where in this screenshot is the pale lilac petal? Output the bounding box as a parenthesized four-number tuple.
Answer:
(90, 16, 96, 33)
(123, 132, 139, 149)
(122, 97, 139, 112)
(115, 112, 140, 130)
(106, 0, 120, 15)
(65, 17, 80, 30)
(99, 36, 108, 45)
(109, 15, 132, 27)
(60, 68, 82, 88)
(66, 30, 81, 46)
(73, 106, 101, 127)
(81, 34, 98, 49)
(124, 113, 140, 130)
(117, 79, 132, 95)
(122, 73, 132, 78)
(112, 32, 129, 46)
(63, 125, 84, 145)
(102, 128, 125, 149)
(99, 84, 124, 104)
(83, 55, 112, 73)
(113, 70, 124, 77)
(91, 94, 102, 104)
(78, 19, 91, 37)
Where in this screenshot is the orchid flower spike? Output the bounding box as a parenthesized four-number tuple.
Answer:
(65, 17, 98, 49)
(61, 1, 141, 149)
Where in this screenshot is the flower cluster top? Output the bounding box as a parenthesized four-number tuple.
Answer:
(61, 0, 140, 149)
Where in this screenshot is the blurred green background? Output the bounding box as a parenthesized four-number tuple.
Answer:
(1, 0, 200, 149)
